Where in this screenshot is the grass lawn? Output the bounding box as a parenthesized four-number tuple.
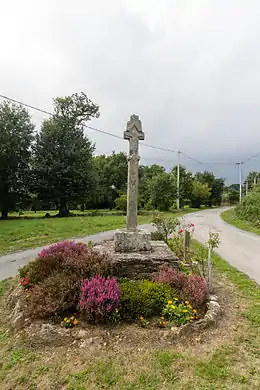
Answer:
(221, 208, 260, 235)
(0, 242, 259, 389)
(0, 208, 199, 255)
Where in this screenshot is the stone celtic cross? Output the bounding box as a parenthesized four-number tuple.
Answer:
(124, 114, 144, 230)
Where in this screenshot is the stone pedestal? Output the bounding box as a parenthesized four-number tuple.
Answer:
(114, 229, 151, 253)
(94, 240, 178, 280)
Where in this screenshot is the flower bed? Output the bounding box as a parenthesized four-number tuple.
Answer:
(9, 217, 221, 336)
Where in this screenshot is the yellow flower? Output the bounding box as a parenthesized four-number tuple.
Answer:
(168, 301, 172, 305)
(66, 319, 70, 323)
(185, 301, 190, 305)
(190, 316, 194, 319)
(183, 309, 188, 313)
(71, 316, 75, 320)
(188, 305, 192, 309)
(64, 318, 67, 321)
(115, 308, 119, 313)
(161, 316, 164, 320)
(171, 306, 176, 309)
(174, 297, 178, 301)
(193, 309, 197, 313)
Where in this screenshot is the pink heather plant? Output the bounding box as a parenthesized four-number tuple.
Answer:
(80, 275, 121, 319)
(154, 264, 188, 289)
(182, 274, 209, 305)
(39, 240, 89, 261)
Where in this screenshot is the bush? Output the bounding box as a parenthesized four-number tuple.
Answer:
(80, 275, 121, 322)
(182, 274, 209, 305)
(114, 195, 127, 212)
(153, 264, 188, 289)
(152, 215, 180, 243)
(119, 279, 174, 320)
(25, 272, 80, 319)
(19, 241, 112, 284)
(153, 265, 208, 306)
(21, 241, 112, 320)
(236, 187, 260, 225)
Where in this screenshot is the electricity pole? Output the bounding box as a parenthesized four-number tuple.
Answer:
(176, 151, 180, 210)
(236, 162, 244, 203)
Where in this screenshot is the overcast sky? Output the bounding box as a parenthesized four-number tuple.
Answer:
(1, 0, 260, 183)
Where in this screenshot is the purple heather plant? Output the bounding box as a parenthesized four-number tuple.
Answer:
(80, 275, 121, 321)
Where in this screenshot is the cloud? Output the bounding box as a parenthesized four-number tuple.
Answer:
(1, 0, 260, 182)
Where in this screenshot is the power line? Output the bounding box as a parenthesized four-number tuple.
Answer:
(1, 93, 259, 171)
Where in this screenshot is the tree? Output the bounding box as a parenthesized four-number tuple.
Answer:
(93, 152, 128, 209)
(149, 172, 175, 211)
(245, 171, 260, 190)
(0, 101, 34, 219)
(190, 181, 211, 208)
(195, 171, 224, 206)
(138, 164, 166, 208)
(211, 178, 225, 206)
(171, 165, 193, 207)
(33, 93, 99, 216)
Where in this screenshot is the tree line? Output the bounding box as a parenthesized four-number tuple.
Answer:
(0, 92, 238, 219)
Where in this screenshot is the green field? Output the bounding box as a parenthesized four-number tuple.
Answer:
(0, 208, 199, 255)
(221, 208, 260, 235)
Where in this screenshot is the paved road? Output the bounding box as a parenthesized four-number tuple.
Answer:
(183, 208, 260, 285)
(1, 209, 259, 284)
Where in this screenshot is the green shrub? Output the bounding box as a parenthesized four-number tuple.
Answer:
(119, 279, 174, 320)
(114, 195, 127, 211)
(152, 215, 180, 244)
(151, 231, 165, 241)
(236, 187, 260, 225)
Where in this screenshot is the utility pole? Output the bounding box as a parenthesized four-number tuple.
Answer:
(254, 176, 257, 187)
(176, 151, 180, 210)
(236, 162, 244, 203)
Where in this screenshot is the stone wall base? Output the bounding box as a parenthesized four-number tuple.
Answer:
(94, 240, 179, 279)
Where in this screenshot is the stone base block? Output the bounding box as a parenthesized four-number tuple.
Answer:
(94, 240, 179, 279)
(114, 229, 151, 253)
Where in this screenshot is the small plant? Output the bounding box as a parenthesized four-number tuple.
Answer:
(80, 276, 121, 323)
(153, 265, 188, 289)
(19, 276, 31, 289)
(162, 300, 199, 326)
(159, 316, 168, 328)
(182, 274, 209, 305)
(108, 308, 121, 324)
(206, 232, 220, 292)
(139, 316, 150, 328)
(63, 315, 79, 328)
(152, 215, 180, 243)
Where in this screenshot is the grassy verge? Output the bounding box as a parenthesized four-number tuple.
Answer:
(221, 208, 260, 235)
(0, 243, 259, 389)
(0, 208, 199, 255)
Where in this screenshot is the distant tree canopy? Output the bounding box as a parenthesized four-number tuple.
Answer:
(0, 94, 229, 218)
(0, 101, 34, 219)
(32, 93, 99, 217)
